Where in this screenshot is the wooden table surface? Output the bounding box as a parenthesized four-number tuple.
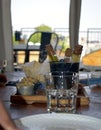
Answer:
(1, 71, 101, 120)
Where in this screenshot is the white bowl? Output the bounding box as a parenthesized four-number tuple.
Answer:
(17, 85, 34, 96)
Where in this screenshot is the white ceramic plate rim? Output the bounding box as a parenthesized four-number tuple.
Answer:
(15, 113, 101, 130)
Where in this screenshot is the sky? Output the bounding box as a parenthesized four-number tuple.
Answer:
(11, 0, 101, 31)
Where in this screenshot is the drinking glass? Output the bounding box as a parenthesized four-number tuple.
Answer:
(45, 71, 79, 113)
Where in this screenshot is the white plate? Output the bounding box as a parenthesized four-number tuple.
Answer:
(15, 113, 101, 130)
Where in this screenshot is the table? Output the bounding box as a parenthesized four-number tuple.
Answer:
(13, 44, 40, 63)
(13, 44, 62, 63)
(1, 71, 101, 120)
(13, 44, 40, 51)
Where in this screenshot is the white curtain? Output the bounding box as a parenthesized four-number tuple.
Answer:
(69, 0, 82, 49)
(0, 0, 13, 71)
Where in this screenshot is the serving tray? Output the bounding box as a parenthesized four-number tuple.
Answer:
(10, 86, 89, 107)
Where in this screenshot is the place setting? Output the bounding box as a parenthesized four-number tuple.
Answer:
(10, 44, 88, 107)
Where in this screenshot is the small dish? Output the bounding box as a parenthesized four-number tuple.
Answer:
(17, 85, 34, 96)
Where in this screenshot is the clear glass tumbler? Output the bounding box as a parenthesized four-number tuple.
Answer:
(45, 72, 79, 113)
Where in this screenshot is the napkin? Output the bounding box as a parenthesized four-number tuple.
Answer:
(21, 61, 50, 83)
